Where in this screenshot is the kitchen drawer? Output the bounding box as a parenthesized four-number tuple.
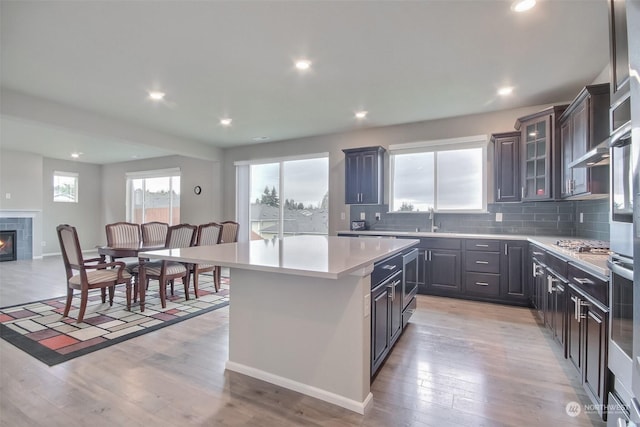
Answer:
(567, 263, 608, 307)
(465, 251, 500, 273)
(465, 272, 500, 297)
(372, 253, 402, 287)
(530, 245, 547, 263)
(465, 239, 500, 252)
(402, 296, 416, 328)
(419, 237, 461, 250)
(546, 251, 568, 279)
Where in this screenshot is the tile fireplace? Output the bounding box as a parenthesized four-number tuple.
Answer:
(0, 230, 17, 262)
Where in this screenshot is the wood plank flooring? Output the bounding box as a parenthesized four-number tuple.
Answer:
(0, 257, 605, 426)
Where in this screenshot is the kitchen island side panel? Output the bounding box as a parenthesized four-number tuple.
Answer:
(225, 268, 372, 413)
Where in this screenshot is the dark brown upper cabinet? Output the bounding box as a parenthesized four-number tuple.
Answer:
(343, 146, 385, 205)
(492, 131, 521, 202)
(514, 105, 568, 201)
(559, 83, 610, 199)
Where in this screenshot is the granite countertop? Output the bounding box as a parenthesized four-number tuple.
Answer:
(337, 230, 609, 278)
(139, 235, 419, 280)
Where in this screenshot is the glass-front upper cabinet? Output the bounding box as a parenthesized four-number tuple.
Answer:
(515, 106, 567, 201)
(524, 119, 549, 200)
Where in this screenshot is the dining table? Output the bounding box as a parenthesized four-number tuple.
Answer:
(97, 241, 165, 310)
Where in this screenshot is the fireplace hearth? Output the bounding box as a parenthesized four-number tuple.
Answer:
(0, 230, 17, 262)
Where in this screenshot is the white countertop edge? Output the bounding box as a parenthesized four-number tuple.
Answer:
(139, 238, 418, 280)
(336, 231, 609, 278)
(337, 230, 528, 240)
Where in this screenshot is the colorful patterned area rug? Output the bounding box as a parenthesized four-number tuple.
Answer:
(0, 275, 229, 366)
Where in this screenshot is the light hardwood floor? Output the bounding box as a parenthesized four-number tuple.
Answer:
(0, 257, 605, 426)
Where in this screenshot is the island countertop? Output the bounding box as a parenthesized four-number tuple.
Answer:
(139, 235, 419, 280)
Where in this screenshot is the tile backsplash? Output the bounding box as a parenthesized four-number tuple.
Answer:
(349, 198, 610, 241)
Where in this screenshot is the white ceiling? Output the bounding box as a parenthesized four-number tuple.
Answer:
(0, 0, 610, 164)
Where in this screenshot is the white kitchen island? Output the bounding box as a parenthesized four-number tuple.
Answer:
(139, 235, 418, 414)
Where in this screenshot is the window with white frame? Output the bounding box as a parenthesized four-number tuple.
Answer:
(236, 154, 329, 240)
(390, 136, 487, 212)
(126, 168, 181, 225)
(53, 171, 79, 203)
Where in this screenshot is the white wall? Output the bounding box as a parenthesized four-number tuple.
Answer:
(101, 155, 223, 227)
(0, 149, 44, 257)
(222, 103, 567, 235)
(42, 157, 102, 254)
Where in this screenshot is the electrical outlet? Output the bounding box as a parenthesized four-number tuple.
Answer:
(579, 212, 584, 223)
(41, 241, 46, 247)
(360, 212, 366, 220)
(340, 212, 345, 220)
(375, 212, 380, 221)
(495, 212, 503, 222)
(5, 193, 10, 199)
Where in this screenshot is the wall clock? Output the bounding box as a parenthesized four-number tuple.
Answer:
(193, 185, 202, 195)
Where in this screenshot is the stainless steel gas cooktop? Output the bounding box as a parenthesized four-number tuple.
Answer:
(555, 239, 610, 254)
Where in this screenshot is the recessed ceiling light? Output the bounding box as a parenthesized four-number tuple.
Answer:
(148, 91, 165, 101)
(252, 136, 271, 142)
(71, 152, 82, 159)
(295, 59, 311, 70)
(355, 111, 368, 119)
(511, 0, 536, 12)
(497, 87, 514, 96)
(220, 118, 232, 126)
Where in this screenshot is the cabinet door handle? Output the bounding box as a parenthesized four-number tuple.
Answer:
(475, 282, 489, 286)
(573, 277, 595, 286)
(475, 244, 489, 248)
(497, 188, 501, 200)
(579, 300, 590, 321)
(387, 280, 400, 300)
(521, 186, 525, 199)
(504, 244, 508, 256)
(570, 296, 579, 320)
(475, 260, 489, 264)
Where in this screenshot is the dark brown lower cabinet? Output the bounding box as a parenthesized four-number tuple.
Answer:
(425, 249, 462, 293)
(545, 273, 567, 351)
(371, 268, 403, 377)
(567, 284, 609, 419)
(500, 240, 528, 304)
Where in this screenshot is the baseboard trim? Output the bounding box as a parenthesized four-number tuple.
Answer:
(225, 360, 372, 414)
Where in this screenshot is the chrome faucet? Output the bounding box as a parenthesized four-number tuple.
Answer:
(428, 207, 438, 233)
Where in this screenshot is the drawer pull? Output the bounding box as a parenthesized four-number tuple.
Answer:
(475, 244, 489, 247)
(382, 265, 397, 270)
(532, 251, 544, 256)
(573, 277, 594, 285)
(475, 260, 489, 264)
(475, 282, 489, 286)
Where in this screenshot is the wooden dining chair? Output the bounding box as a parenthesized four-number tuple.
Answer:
(191, 222, 223, 296)
(216, 221, 239, 288)
(220, 220, 239, 244)
(57, 224, 132, 323)
(141, 221, 169, 246)
(134, 223, 197, 308)
(105, 221, 142, 301)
